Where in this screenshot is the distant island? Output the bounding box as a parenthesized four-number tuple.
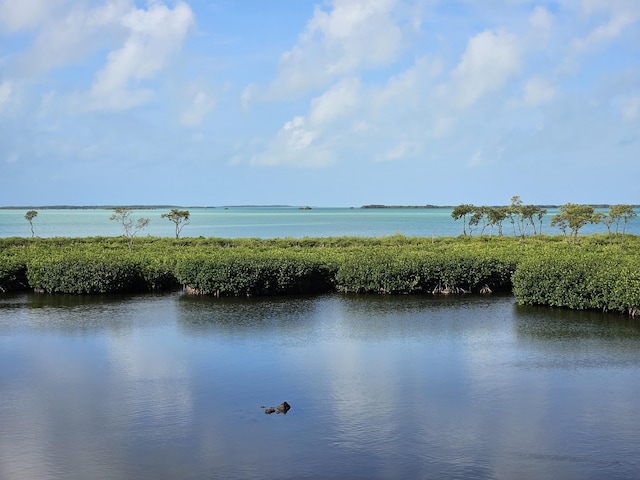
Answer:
(2, 204, 638, 210)
(359, 204, 637, 209)
(0, 205, 299, 210)
(361, 205, 449, 209)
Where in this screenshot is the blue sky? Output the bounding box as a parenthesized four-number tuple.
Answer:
(1, 0, 639, 207)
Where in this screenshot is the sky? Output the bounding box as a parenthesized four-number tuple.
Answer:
(1, 0, 639, 207)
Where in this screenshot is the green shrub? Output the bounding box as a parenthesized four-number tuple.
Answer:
(0, 255, 28, 292)
(26, 253, 145, 294)
(1, 234, 639, 316)
(174, 251, 332, 296)
(512, 251, 640, 314)
(334, 249, 515, 294)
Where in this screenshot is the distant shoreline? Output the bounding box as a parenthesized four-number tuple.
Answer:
(359, 204, 636, 209)
(1, 204, 638, 210)
(0, 205, 290, 210)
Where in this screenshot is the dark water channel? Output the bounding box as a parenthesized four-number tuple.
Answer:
(1, 292, 639, 479)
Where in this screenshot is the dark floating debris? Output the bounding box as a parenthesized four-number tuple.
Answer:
(261, 401, 291, 415)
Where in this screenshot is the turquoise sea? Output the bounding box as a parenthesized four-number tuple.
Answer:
(1, 206, 639, 239)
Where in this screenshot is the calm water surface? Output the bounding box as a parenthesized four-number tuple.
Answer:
(1, 292, 639, 479)
(1, 207, 638, 238)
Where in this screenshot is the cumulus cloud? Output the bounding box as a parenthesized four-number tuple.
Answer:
(89, 1, 194, 110)
(0, 0, 65, 32)
(572, 0, 640, 52)
(9, 0, 130, 77)
(528, 5, 553, 42)
(450, 29, 522, 109)
(251, 115, 333, 168)
(308, 77, 360, 126)
(272, 0, 404, 95)
(529, 5, 553, 33)
(253, 78, 361, 168)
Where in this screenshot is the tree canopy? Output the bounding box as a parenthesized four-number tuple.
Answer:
(161, 209, 190, 238)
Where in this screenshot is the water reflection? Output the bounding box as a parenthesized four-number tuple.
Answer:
(1, 292, 639, 479)
(515, 303, 640, 340)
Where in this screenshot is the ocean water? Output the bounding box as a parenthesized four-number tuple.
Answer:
(1, 206, 638, 239)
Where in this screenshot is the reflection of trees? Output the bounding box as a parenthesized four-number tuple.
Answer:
(177, 293, 518, 341)
(0, 292, 171, 334)
(514, 304, 640, 341)
(176, 294, 320, 337)
(325, 293, 514, 341)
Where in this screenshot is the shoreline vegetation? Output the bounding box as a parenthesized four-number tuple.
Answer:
(2, 204, 640, 210)
(1, 234, 639, 318)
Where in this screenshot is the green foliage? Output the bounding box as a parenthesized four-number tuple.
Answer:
(174, 251, 332, 296)
(110, 207, 150, 250)
(608, 204, 637, 235)
(161, 209, 190, 238)
(26, 252, 145, 294)
(0, 255, 28, 292)
(334, 248, 515, 294)
(512, 249, 640, 315)
(1, 234, 639, 316)
(25, 210, 38, 238)
(550, 203, 599, 242)
(451, 204, 475, 236)
(452, 196, 546, 238)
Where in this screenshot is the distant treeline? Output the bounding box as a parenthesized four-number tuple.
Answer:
(0, 205, 214, 210)
(361, 205, 448, 209)
(362, 203, 639, 209)
(1, 234, 639, 317)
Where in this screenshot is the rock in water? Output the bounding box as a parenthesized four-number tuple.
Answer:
(261, 401, 291, 415)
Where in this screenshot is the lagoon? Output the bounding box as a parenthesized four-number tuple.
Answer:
(1, 292, 639, 479)
(1, 206, 639, 238)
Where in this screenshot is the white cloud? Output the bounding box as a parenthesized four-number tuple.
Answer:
(272, 0, 404, 95)
(89, 1, 194, 110)
(11, 0, 130, 76)
(308, 77, 360, 126)
(377, 140, 420, 162)
(524, 76, 556, 106)
(528, 5, 553, 37)
(450, 29, 522, 109)
(179, 81, 218, 127)
(529, 5, 552, 30)
(283, 116, 317, 150)
(0, 0, 66, 32)
(251, 114, 333, 168)
(572, 0, 640, 52)
(253, 78, 362, 168)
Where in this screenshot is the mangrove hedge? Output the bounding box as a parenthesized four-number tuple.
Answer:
(0, 234, 639, 317)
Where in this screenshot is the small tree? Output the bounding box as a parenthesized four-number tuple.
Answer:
(25, 210, 38, 238)
(110, 207, 150, 250)
(161, 209, 190, 238)
(550, 203, 598, 243)
(451, 204, 476, 236)
(486, 206, 508, 237)
(608, 204, 637, 235)
(535, 207, 547, 235)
